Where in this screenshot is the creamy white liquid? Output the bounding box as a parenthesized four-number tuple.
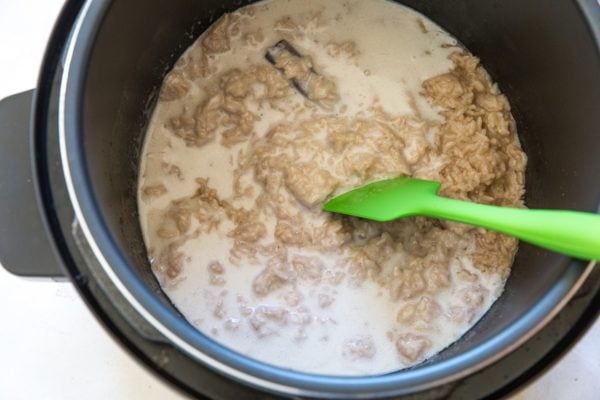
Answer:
(138, 0, 508, 376)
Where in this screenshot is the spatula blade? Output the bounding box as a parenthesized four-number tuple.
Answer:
(323, 177, 441, 221)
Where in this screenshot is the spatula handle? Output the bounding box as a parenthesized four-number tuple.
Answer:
(425, 196, 600, 261)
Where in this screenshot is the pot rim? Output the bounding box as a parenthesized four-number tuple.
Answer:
(57, 0, 598, 397)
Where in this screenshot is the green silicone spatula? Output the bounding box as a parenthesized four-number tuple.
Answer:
(323, 176, 600, 261)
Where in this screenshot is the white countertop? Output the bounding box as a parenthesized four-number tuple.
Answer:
(0, 1, 598, 399)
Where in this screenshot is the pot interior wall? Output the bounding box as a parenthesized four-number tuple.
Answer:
(81, 0, 600, 369)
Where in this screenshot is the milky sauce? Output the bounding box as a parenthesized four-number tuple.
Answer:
(138, 0, 509, 375)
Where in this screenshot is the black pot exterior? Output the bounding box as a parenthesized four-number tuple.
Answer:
(22, 0, 600, 398)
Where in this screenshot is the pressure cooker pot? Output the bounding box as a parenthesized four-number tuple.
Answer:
(0, 0, 598, 398)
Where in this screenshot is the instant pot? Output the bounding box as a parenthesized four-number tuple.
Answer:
(0, 0, 599, 398)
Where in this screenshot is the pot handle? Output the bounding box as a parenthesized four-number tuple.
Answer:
(0, 90, 65, 277)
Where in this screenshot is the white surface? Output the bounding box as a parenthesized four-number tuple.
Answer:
(0, 1, 597, 399)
